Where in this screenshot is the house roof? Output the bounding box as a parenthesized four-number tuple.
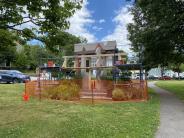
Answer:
(74, 41, 117, 54)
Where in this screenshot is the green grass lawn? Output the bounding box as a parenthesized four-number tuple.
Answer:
(0, 84, 159, 138)
(156, 80, 184, 101)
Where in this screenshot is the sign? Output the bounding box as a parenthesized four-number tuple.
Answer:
(47, 61, 54, 67)
(115, 60, 124, 65)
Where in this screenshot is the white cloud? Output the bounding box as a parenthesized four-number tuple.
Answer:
(66, 0, 97, 42)
(102, 5, 133, 56)
(99, 19, 105, 23)
(92, 26, 103, 31)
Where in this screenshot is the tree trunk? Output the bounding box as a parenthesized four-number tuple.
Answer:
(176, 64, 181, 80)
(161, 66, 164, 79)
(178, 71, 180, 80)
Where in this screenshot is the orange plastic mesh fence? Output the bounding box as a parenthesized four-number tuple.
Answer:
(113, 80, 148, 100)
(25, 79, 148, 101)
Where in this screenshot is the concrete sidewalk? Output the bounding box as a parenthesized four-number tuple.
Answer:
(149, 82, 184, 138)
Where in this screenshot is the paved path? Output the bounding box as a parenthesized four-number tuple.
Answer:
(149, 82, 184, 138)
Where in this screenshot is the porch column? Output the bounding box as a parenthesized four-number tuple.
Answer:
(74, 57, 79, 68)
(81, 55, 86, 68)
(81, 55, 86, 74)
(62, 57, 68, 68)
(118, 54, 121, 60)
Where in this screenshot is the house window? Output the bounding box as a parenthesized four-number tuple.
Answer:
(91, 57, 96, 67)
(106, 57, 112, 66)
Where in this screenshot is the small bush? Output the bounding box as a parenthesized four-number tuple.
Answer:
(44, 80, 80, 100)
(112, 88, 126, 101)
(123, 87, 133, 100)
(132, 87, 143, 99)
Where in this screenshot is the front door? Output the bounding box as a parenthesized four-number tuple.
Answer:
(86, 60, 90, 72)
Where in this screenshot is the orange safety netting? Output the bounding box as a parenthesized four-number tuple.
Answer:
(25, 79, 148, 101)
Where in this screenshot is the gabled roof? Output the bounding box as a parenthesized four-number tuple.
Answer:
(74, 41, 117, 54)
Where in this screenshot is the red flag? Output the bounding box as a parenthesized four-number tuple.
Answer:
(23, 93, 29, 101)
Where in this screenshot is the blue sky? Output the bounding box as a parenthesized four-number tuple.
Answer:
(67, 0, 134, 54)
(29, 0, 134, 54)
(87, 0, 133, 40)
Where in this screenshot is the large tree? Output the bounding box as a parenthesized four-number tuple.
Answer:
(42, 31, 85, 55)
(0, 29, 17, 66)
(14, 44, 60, 69)
(0, 0, 82, 39)
(0, 0, 83, 67)
(128, 0, 184, 71)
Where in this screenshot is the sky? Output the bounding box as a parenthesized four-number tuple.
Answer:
(29, 0, 134, 55)
(67, 0, 134, 55)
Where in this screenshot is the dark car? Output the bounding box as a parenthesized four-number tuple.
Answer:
(159, 76, 172, 80)
(0, 70, 30, 83)
(147, 75, 159, 80)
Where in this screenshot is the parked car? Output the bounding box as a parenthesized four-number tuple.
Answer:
(147, 75, 159, 80)
(0, 70, 30, 83)
(173, 73, 184, 80)
(159, 76, 172, 80)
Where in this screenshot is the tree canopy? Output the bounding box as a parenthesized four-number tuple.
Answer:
(42, 31, 86, 55)
(0, 0, 82, 39)
(0, 0, 85, 68)
(14, 44, 62, 69)
(0, 29, 17, 65)
(128, 0, 184, 70)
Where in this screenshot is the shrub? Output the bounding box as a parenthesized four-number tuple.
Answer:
(44, 80, 80, 100)
(112, 88, 126, 101)
(132, 87, 143, 99)
(123, 87, 133, 100)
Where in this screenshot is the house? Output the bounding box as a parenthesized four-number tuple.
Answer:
(62, 41, 127, 70)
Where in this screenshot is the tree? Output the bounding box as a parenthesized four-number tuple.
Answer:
(180, 64, 184, 72)
(29, 45, 61, 68)
(170, 49, 184, 78)
(0, 0, 82, 39)
(0, 29, 17, 66)
(12, 31, 85, 70)
(128, 0, 184, 72)
(42, 31, 83, 55)
(14, 52, 28, 69)
(0, 0, 83, 68)
(14, 44, 61, 69)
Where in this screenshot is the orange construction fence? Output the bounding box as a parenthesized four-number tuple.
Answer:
(25, 79, 148, 101)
